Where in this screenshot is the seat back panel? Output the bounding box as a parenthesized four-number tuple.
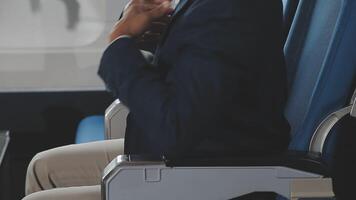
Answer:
(285, 0, 356, 151)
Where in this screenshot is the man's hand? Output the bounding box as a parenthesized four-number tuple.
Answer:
(135, 16, 171, 48)
(109, 0, 174, 43)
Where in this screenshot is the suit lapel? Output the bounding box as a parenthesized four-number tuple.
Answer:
(153, 0, 192, 65)
(159, 0, 191, 43)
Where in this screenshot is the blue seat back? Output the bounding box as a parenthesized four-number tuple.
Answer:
(75, 116, 105, 143)
(284, 0, 356, 151)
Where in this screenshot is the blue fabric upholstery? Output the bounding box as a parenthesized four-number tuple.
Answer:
(75, 115, 105, 143)
(284, 0, 356, 152)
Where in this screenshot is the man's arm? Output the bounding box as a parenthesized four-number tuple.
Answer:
(99, 39, 227, 155)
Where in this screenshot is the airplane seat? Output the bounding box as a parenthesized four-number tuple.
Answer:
(101, 0, 356, 199)
(74, 0, 301, 144)
(75, 115, 105, 143)
(284, 0, 356, 152)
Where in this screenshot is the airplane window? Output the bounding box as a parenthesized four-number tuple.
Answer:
(0, 0, 105, 48)
(0, 0, 128, 92)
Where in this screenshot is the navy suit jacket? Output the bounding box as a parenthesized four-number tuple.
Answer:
(99, 0, 291, 156)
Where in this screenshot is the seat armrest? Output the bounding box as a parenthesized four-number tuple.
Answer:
(104, 100, 130, 140)
(105, 152, 328, 176)
(102, 153, 334, 200)
(164, 151, 329, 176)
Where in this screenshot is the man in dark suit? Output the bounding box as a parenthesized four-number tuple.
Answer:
(23, 0, 290, 199)
(100, 0, 290, 156)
